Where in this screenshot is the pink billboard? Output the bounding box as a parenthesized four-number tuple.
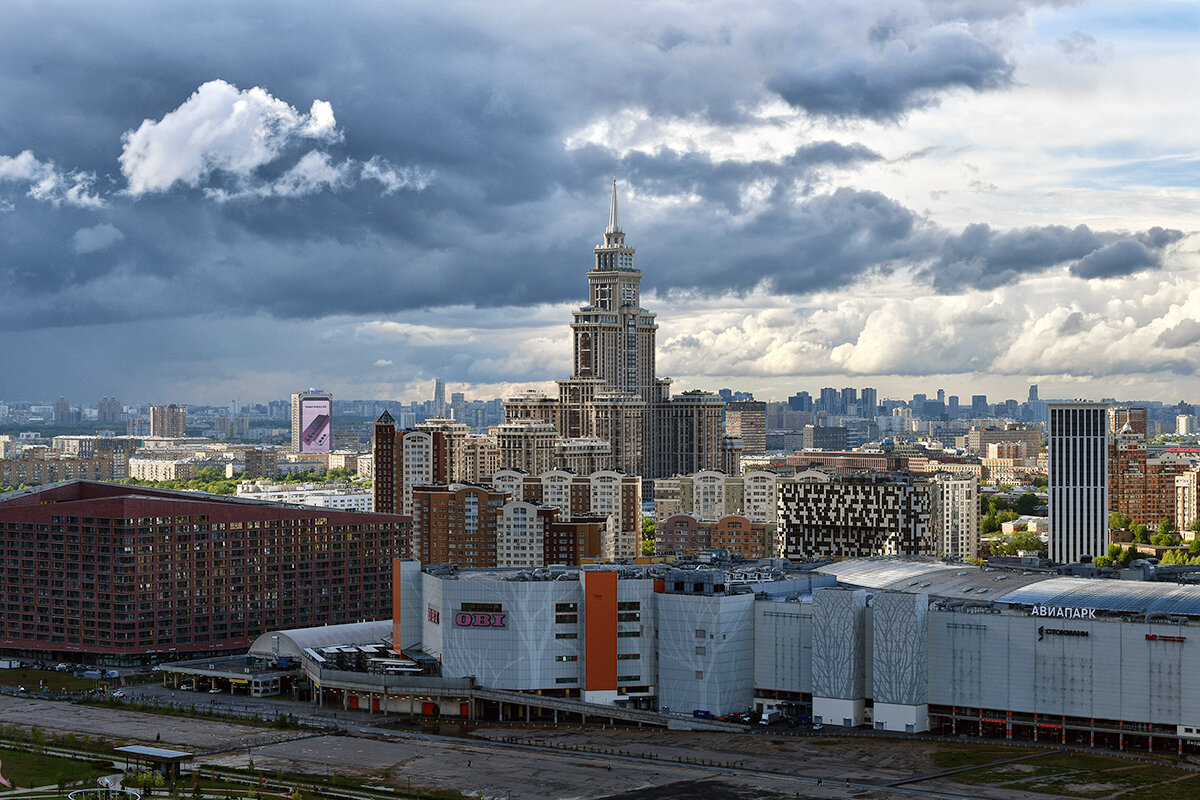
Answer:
(299, 397, 332, 452)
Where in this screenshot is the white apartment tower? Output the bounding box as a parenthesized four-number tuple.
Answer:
(1048, 400, 1109, 563)
(934, 473, 980, 560)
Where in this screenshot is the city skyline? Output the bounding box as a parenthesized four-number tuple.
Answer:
(4, 376, 1199, 414)
(2, 2, 1199, 405)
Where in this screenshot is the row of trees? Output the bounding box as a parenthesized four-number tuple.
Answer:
(1108, 512, 1200, 544)
(988, 530, 1044, 556)
(1093, 538, 1200, 568)
(118, 466, 366, 495)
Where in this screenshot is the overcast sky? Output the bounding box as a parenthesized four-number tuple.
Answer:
(2, 1, 1199, 407)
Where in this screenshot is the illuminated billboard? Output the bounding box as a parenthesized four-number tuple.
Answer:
(299, 397, 332, 452)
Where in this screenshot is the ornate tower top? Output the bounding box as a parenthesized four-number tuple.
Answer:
(606, 177, 621, 235)
(594, 179, 634, 271)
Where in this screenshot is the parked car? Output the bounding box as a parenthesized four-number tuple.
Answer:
(111, 690, 125, 698)
(209, 688, 222, 694)
(812, 723, 824, 731)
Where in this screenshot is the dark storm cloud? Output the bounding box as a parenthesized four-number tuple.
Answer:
(617, 142, 883, 214)
(922, 223, 1182, 292)
(0, 0, 1189, 401)
(1069, 239, 1157, 279)
(767, 26, 1013, 120)
(707, 188, 924, 294)
(1135, 227, 1185, 250)
(1057, 311, 1087, 337)
(1156, 320, 1200, 350)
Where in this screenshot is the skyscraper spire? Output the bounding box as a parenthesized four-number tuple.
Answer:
(606, 177, 620, 234)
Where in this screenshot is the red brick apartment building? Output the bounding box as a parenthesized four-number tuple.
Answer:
(0, 481, 409, 664)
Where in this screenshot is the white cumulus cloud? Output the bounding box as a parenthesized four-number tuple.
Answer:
(362, 156, 434, 194)
(0, 149, 105, 208)
(119, 79, 342, 195)
(205, 151, 354, 201)
(373, 358, 394, 367)
(72, 223, 125, 254)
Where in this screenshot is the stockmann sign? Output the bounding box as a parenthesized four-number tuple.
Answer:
(1029, 605, 1097, 620)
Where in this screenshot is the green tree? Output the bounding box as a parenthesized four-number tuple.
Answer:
(1032, 475, 1048, 488)
(1158, 517, 1175, 535)
(1150, 533, 1177, 547)
(1188, 538, 1200, 555)
(1015, 492, 1039, 516)
(641, 516, 657, 556)
(1105, 545, 1135, 567)
(1109, 512, 1133, 530)
(1009, 531, 1043, 553)
(1131, 524, 1149, 544)
(1092, 556, 1112, 568)
(1188, 517, 1200, 533)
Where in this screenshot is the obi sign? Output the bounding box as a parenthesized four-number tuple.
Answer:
(455, 612, 506, 628)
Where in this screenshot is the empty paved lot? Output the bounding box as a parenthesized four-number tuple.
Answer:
(0, 695, 1093, 799)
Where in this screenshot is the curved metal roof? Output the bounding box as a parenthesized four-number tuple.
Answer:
(249, 620, 391, 658)
(815, 557, 959, 587)
(816, 557, 1055, 602)
(818, 556, 1200, 616)
(999, 578, 1200, 616)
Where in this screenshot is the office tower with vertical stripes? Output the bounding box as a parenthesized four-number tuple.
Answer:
(1048, 400, 1109, 563)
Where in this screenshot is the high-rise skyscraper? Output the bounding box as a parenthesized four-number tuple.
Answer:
(568, 186, 662, 403)
(502, 181, 722, 478)
(819, 387, 840, 415)
(971, 395, 988, 416)
(788, 391, 813, 412)
(724, 400, 767, 454)
(97, 396, 123, 424)
(433, 378, 447, 418)
(291, 390, 332, 453)
(840, 388, 858, 416)
(149, 403, 187, 438)
(53, 396, 71, 425)
(1048, 400, 1109, 563)
(859, 388, 878, 418)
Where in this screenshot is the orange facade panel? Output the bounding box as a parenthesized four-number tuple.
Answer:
(584, 570, 617, 692)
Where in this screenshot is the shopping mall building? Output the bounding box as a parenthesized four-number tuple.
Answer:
(253, 555, 1200, 753)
